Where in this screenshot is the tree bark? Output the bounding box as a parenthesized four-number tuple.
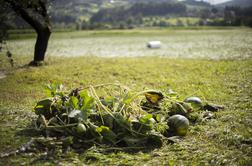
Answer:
(5, 0, 51, 65)
(34, 26, 51, 62)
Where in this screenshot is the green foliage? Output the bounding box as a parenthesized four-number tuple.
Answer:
(79, 90, 94, 111)
(32, 82, 225, 150)
(34, 97, 53, 116)
(45, 83, 64, 97)
(34, 84, 168, 147)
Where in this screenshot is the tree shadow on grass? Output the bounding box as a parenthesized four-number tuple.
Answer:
(11, 127, 164, 165)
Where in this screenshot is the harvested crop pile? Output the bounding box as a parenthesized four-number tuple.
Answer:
(1, 83, 224, 158)
(33, 83, 224, 147)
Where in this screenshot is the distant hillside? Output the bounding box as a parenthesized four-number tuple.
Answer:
(217, 0, 252, 7)
(11, 0, 214, 28)
(183, 0, 211, 7)
(49, 0, 212, 25)
(90, 2, 187, 24)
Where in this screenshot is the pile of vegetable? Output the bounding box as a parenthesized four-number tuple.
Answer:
(33, 83, 224, 149)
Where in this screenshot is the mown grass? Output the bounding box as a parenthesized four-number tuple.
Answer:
(0, 53, 251, 165)
(6, 28, 252, 59)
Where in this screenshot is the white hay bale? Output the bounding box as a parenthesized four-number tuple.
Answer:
(147, 41, 162, 49)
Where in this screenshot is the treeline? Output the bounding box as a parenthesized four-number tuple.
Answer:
(197, 6, 252, 27)
(223, 6, 252, 26)
(89, 2, 186, 28)
(78, 2, 252, 29)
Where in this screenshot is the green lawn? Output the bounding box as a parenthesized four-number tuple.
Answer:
(0, 28, 252, 165)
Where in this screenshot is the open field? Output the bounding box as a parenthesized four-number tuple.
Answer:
(7, 28, 252, 59)
(0, 28, 252, 165)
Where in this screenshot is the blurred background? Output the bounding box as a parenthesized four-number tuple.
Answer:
(4, 0, 252, 30)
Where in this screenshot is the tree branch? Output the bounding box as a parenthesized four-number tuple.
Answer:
(38, 0, 51, 25)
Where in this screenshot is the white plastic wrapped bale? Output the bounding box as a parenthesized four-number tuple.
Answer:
(147, 41, 162, 49)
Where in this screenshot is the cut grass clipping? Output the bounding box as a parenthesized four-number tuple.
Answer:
(1, 83, 224, 157)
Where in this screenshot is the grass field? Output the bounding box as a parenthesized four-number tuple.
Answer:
(0, 28, 252, 165)
(6, 28, 252, 59)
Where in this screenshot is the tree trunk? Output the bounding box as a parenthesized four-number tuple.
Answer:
(6, 0, 52, 66)
(34, 27, 51, 62)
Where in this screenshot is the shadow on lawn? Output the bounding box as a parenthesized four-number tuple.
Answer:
(2, 126, 163, 164)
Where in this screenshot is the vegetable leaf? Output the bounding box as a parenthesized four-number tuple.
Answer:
(70, 96, 79, 109)
(79, 90, 94, 111)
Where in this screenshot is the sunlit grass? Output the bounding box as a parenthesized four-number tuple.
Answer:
(0, 28, 252, 165)
(0, 55, 251, 165)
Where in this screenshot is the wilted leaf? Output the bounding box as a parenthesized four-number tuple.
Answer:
(203, 103, 224, 112)
(145, 91, 164, 104)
